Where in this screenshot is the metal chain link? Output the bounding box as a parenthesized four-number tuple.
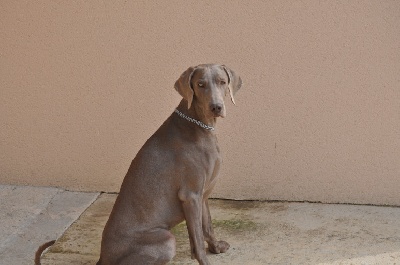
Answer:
(174, 109, 215, 131)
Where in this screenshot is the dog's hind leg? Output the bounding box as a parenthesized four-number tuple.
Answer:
(119, 229, 176, 265)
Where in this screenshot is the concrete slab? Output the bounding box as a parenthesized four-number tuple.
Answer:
(42, 194, 400, 265)
(0, 185, 99, 265)
(42, 193, 115, 265)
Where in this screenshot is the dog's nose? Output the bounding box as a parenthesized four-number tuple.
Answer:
(210, 103, 223, 115)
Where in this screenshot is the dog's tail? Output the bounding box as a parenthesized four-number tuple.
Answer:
(34, 240, 56, 265)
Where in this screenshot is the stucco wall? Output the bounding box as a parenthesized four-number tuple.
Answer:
(1, 1, 399, 205)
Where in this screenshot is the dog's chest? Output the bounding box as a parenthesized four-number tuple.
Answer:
(191, 135, 221, 174)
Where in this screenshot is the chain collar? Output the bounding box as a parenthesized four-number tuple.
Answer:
(174, 109, 215, 131)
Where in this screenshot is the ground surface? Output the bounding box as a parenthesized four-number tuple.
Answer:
(43, 194, 400, 265)
(1, 185, 400, 265)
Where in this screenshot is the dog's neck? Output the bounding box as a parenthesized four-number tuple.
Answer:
(176, 100, 217, 132)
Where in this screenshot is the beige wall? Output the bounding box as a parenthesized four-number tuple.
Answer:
(1, 1, 399, 205)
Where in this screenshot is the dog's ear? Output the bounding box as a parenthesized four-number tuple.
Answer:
(174, 66, 196, 109)
(222, 65, 242, 105)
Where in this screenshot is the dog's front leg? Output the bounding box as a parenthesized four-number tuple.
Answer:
(180, 192, 210, 265)
(202, 199, 230, 254)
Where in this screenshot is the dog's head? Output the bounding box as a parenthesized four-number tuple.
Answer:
(174, 64, 242, 118)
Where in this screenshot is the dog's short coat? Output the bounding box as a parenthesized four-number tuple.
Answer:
(97, 64, 242, 265)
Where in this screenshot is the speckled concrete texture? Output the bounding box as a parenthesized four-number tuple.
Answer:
(41, 193, 400, 265)
(0, 185, 99, 265)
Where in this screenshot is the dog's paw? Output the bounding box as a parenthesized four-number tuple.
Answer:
(208, 240, 230, 254)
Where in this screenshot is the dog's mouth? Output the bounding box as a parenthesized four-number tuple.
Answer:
(213, 111, 226, 118)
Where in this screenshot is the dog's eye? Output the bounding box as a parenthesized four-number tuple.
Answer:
(220, 80, 226, 85)
(198, 82, 205, 88)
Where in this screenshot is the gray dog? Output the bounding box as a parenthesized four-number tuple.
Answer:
(97, 64, 242, 265)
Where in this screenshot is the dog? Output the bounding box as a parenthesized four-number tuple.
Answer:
(97, 64, 242, 265)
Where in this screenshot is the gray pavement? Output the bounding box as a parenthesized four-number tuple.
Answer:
(1, 185, 400, 265)
(0, 185, 99, 265)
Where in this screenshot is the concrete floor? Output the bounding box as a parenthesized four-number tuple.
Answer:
(1, 185, 400, 265)
(0, 185, 99, 265)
